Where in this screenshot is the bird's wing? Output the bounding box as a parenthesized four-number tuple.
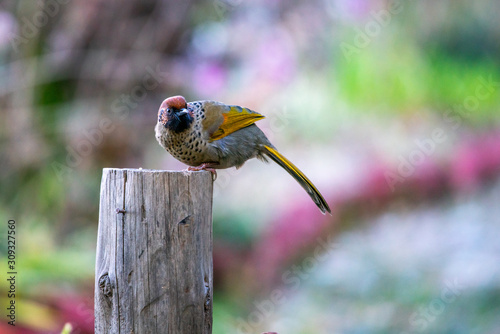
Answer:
(201, 101, 265, 141)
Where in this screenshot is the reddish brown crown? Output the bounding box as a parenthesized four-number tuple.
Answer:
(163, 95, 187, 109)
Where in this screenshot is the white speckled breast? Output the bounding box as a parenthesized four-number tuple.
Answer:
(155, 102, 218, 166)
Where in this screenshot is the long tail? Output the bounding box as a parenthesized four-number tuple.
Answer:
(262, 145, 331, 214)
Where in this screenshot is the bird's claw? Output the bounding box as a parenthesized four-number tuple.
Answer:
(187, 164, 217, 181)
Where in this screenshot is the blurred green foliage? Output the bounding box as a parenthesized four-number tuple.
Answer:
(336, 35, 500, 123)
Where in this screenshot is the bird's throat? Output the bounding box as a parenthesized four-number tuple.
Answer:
(166, 113, 193, 133)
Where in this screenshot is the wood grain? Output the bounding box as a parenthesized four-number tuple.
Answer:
(95, 169, 213, 333)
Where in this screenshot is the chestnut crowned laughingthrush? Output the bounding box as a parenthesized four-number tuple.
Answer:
(155, 95, 331, 214)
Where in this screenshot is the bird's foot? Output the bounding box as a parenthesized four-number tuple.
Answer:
(187, 163, 218, 180)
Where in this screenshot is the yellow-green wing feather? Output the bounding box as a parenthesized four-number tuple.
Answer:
(208, 105, 265, 141)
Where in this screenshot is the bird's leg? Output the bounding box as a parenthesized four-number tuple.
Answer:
(187, 163, 218, 180)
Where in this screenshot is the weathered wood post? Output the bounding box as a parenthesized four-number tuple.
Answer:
(95, 168, 213, 333)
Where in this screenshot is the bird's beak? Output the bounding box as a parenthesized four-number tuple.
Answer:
(178, 108, 194, 118)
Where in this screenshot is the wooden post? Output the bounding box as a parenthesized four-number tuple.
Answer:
(95, 168, 213, 333)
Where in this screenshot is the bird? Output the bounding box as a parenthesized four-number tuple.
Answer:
(155, 95, 331, 214)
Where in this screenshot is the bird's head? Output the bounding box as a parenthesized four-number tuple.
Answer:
(158, 95, 193, 133)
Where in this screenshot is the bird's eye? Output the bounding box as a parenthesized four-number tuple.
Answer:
(166, 108, 172, 114)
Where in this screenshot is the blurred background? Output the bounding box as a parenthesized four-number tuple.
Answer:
(1, 0, 500, 333)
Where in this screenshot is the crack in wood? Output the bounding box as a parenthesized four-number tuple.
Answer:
(178, 215, 191, 226)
